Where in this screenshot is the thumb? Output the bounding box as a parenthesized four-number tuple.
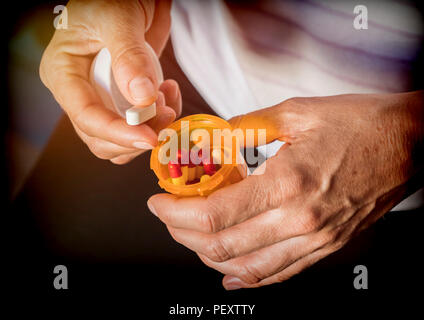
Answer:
(101, 1, 159, 106)
(228, 101, 294, 148)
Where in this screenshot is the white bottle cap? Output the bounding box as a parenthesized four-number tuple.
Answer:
(89, 43, 164, 125)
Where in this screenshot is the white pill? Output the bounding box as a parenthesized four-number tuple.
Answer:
(126, 104, 157, 126)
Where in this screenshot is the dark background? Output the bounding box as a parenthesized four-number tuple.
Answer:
(3, 0, 424, 316)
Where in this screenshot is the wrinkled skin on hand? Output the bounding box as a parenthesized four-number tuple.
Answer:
(148, 91, 424, 290)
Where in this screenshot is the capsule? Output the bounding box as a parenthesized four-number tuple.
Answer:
(198, 148, 217, 176)
(188, 165, 196, 181)
(177, 149, 190, 166)
(181, 166, 189, 183)
(197, 148, 205, 163)
(186, 148, 202, 181)
(178, 148, 196, 182)
(196, 166, 204, 179)
(200, 174, 211, 183)
(202, 157, 216, 176)
(168, 162, 185, 185)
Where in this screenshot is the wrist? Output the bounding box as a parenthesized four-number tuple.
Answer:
(390, 91, 424, 181)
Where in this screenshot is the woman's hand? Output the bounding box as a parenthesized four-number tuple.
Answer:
(40, 0, 181, 164)
(147, 91, 423, 289)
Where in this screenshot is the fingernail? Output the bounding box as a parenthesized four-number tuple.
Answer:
(129, 76, 155, 103)
(224, 277, 244, 291)
(133, 141, 154, 150)
(147, 200, 157, 216)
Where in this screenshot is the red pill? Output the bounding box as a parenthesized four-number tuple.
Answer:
(187, 149, 196, 168)
(189, 148, 203, 166)
(202, 158, 216, 176)
(177, 149, 190, 166)
(197, 149, 204, 164)
(196, 148, 210, 164)
(168, 162, 182, 178)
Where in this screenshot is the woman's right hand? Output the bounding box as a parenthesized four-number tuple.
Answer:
(40, 0, 181, 164)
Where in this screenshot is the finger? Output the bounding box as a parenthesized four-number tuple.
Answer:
(51, 61, 158, 150)
(110, 150, 144, 165)
(197, 230, 331, 285)
(71, 119, 143, 159)
(156, 91, 165, 107)
(148, 151, 302, 233)
(147, 105, 176, 133)
(222, 245, 336, 289)
(101, 1, 161, 107)
(159, 79, 182, 117)
(148, 175, 275, 233)
(219, 206, 362, 287)
(228, 98, 308, 147)
(145, 0, 172, 56)
(166, 204, 324, 262)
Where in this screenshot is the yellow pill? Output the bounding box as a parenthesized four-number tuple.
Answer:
(171, 176, 186, 186)
(200, 174, 211, 183)
(181, 166, 189, 183)
(196, 166, 204, 179)
(188, 167, 196, 181)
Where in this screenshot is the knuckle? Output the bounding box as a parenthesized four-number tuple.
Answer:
(281, 97, 308, 115)
(283, 96, 311, 112)
(320, 230, 337, 246)
(111, 152, 141, 165)
(205, 236, 232, 262)
(87, 141, 110, 160)
(237, 264, 264, 284)
(332, 238, 347, 251)
(113, 46, 150, 71)
(327, 226, 349, 250)
(167, 227, 180, 243)
(284, 96, 303, 107)
(156, 207, 170, 224)
(200, 212, 217, 233)
(300, 207, 323, 233)
(275, 273, 292, 283)
(72, 105, 97, 134)
(91, 151, 110, 161)
(284, 166, 319, 199)
(72, 111, 86, 132)
(274, 266, 304, 284)
(201, 201, 224, 233)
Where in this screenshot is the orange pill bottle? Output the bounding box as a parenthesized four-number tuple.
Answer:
(150, 114, 248, 196)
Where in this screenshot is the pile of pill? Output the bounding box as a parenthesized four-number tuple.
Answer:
(167, 149, 221, 185)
